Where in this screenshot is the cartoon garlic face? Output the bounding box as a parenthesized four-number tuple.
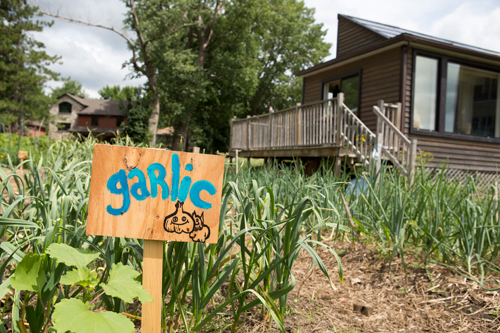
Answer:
(163, 201, 195, 234)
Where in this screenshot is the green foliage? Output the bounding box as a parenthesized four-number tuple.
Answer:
(119, 95, 152, 144)
(50, 77, 88, 99)
(46, 243, 100, 269)
(0, 132, 51, 164)
(102, 263, 154, 303)
(52, 298, 135, 333)
(10, 253, 46, 293)
(98, 85, 141, 101)
(0, 0, 59, 124)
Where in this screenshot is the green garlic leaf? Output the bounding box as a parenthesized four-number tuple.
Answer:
(102, 263, 153, 304)
(46, 243, 99, 269)
(52, 298, 134, 333)
(10, 253, 46, 293)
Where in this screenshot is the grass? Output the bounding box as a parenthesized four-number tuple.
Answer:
(1, 136, 500, 332)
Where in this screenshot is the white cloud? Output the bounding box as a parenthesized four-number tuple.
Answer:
(32, 0, 500, 99)
(430, 2, 500, 53)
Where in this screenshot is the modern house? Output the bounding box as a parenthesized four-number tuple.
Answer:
(230, 14, 500, 183)
(49, 94, 127, 141)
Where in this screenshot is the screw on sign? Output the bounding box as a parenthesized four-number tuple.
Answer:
(87, 144, 225, 332)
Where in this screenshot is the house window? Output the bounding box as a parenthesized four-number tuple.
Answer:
(59, 102, 72, 113)
(91, 117, 99, 126)
(412, 53, 500, 140)
(323, 72, 360, 113)
(413, 56, 438, 131)
(116, 118, 123, 127)
(445, 63, 499, 137)
(57, 123, 71, 131)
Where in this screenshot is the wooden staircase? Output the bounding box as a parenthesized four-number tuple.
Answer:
(229, 93, 418, 179)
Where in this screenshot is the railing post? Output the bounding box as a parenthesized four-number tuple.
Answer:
(395, 102, 402, 132)
(230, 116, 235, 149)
(246, 115, 251, 150)
(296, 103, 301, 146)
(336, 93, 344, 145)
(409, 138, 418, 185)
(269, 111, 273, 148)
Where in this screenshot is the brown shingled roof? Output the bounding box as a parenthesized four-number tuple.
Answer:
(62, 94, 133, 116)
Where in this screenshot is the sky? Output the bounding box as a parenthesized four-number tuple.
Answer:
(32, 0, 500, 98)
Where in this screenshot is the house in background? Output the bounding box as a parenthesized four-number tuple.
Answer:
(230, 14, 500, 183)
(49, 94, 127, 141)
(298, 14, 500, 176)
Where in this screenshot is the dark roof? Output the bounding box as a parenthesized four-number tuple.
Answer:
(61, 94, 132, 116)
(340, 14, 500, 57)
(298, 15, 500, 77)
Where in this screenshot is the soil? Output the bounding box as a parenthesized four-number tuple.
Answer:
(233, 239, 500, 333)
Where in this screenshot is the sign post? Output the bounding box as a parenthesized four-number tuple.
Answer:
(87, 144, 225, 332)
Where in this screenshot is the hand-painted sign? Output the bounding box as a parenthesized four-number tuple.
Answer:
(18, 151, 28, 159)
(87, 144, 225, 243)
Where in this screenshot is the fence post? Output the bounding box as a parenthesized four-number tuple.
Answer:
(246, 115, 251, 150)
(336, 93, 344, 145)
(296, 103, 301, 146)
(409, 138, 418, 184)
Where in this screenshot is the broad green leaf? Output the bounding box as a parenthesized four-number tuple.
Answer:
(10, 253, 46, 293)
(60, 267, 97, 287)
(46, 243, 99, 269)
(102, 263, 153, 303)
(52, 298, 134, 333)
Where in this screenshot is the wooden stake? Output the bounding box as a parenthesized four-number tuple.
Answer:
(142, 240, 164, 333)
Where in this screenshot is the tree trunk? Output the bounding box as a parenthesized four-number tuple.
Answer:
(148, 72, 160, 146)
(172, 114, 191, 151)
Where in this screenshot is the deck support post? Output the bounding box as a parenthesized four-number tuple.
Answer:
(336, 93, 344, 146)
(247, 157, 251, 168)
(409, 138, 418, 185)
(334, 156, 342, 178)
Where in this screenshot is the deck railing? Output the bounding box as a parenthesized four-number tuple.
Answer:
(373, 101, 417, 177)
(229, 96, 417, 178)
(230, 96, 342, 150)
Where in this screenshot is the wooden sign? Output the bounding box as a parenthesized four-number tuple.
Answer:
(17, 151, 27, 159)
(87, 144, 225, 244)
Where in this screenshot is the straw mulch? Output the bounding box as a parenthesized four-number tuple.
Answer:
(238, 240, 500, 333)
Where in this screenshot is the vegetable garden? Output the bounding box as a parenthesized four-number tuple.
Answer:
(1, 137, 500, 332)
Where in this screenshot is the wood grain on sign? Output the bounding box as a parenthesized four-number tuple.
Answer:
(17, 151, 28, 159)
(87, 144, 225, 243)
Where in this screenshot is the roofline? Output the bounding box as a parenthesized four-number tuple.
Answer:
(337, 14, 389, 40)
(298, 33, 500, 77)
(298, 35, 407, 77)
(57, 93, 88, 106)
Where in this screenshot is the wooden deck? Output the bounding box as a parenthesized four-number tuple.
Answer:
(229, 96, 418, 178)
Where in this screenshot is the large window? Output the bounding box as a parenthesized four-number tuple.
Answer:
(59, 102, 72, 113)
(413, 56, 438, 130)
(323, 73, 360, 113)
(413, 54, 500, 140)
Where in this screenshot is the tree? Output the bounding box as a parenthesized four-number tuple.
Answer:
(157, 0, 330, 152)
(50, 78, 87, 99)
(119, 92, 151, 144)
(98, 85, 140, 101)
(0, 0, 59, 126)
